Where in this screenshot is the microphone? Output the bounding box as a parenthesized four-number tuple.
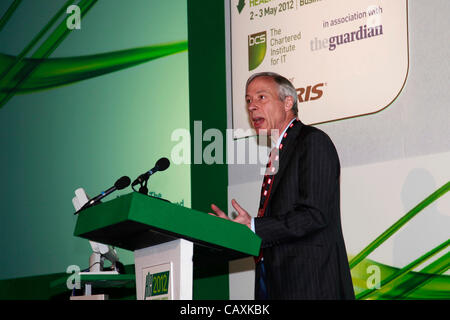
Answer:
(132, 157, 170, 187)
(75, 176, 131, 214)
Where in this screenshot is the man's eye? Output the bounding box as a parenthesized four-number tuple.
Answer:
(259, 95, 265, 100)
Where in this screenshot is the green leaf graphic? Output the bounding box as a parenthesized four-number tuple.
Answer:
(349, 181, 450, 299)
(0, 0, 22, 32)
(0, 0, 97, 108)
(349, 181, 450, 269)
(355, 240, 449, 299)
(0, 41, 187, 95)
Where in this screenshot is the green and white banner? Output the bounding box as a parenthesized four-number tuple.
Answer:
(230, 0, 408, 137)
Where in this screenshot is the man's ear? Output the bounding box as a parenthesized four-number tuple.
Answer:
(284, 95, 294, 112)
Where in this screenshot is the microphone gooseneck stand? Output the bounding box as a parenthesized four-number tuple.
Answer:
(132, 176, 149, 195)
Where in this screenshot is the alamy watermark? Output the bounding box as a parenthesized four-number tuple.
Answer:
(66, 265, 81, 290)
(66, 5, 81, 30)
(170, 121, 280, 175)
(366, 264, 381, 290)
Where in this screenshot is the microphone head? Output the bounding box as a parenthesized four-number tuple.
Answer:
(155, 157, 170, 172)
(114, 176, 131, 190)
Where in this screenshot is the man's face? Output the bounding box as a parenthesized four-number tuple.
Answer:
(245, 76, 293, 135)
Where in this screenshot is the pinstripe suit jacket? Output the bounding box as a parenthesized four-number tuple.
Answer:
(254, 120, 355, 299)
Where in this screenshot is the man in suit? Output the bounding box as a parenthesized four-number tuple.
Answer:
(210, 72, 354, 299)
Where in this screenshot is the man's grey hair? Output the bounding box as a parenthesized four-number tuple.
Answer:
(245, 72, 298, 116)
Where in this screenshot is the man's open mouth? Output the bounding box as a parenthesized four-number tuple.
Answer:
(252, 117, 265, 128)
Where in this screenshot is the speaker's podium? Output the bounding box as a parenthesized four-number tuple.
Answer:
(74, 192, 261, 300)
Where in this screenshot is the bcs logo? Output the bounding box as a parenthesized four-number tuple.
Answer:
(296, 83, 325, 102)
(248, 31, 267, 71)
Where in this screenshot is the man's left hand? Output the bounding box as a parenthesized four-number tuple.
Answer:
(209, 199, 252, 229)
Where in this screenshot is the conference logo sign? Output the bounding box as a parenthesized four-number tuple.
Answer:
(248, 31, 266, 71)
(141, 262, 172, 300)
(144, 270, 171, 300)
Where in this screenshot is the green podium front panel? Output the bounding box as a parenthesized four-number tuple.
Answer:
(74, 192, 261, 262)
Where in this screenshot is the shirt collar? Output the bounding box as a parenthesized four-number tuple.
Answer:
(274, 118, 296, 148)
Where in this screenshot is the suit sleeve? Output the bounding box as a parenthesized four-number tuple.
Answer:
(254, 130, 340, 247)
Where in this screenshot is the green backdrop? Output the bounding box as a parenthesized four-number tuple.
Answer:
(0, 0, 231, 300)
(0, 0, 190, 280)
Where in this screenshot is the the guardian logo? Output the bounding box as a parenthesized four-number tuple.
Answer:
(248, 31, 267, 71)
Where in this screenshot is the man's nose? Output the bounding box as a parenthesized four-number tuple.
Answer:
(247, 100, 258, 111)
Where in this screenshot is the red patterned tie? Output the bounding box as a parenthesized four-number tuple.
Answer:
(254, 149, 277, 263)
(254, 119, 297, 264)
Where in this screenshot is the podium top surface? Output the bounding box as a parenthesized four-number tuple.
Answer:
(74, 192, 261, 262)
